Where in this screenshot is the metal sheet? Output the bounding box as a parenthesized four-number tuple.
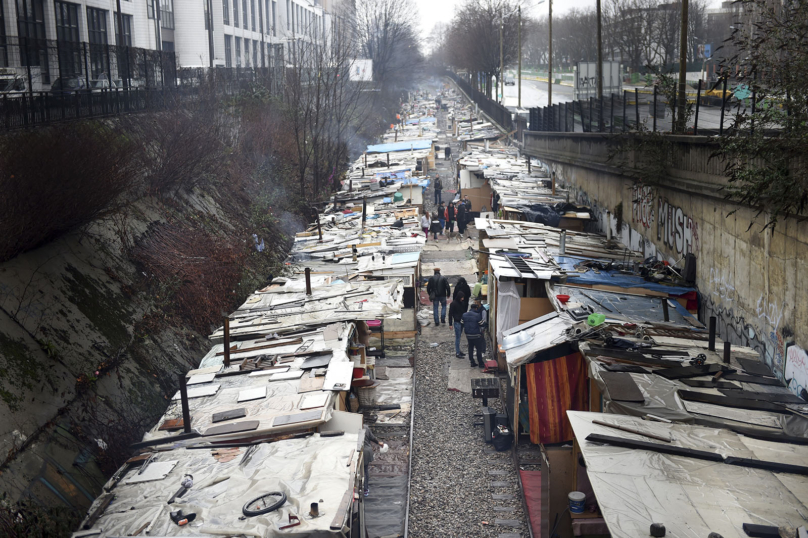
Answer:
(324, 362, 355, 391)
(249, 366, 289, 377)
(122, 461, 178, 484)
(237, 386, 267, 402)
(211, 408, 246, 423)
(301, 354, 333, 369)
(271, 370, 305, 381)
(273, 409, 324, 426)
(187, 373, 216, 385)
(204, 420, 260, 436)
(171, 385, 220, 400)
(300, 392, 329, 410)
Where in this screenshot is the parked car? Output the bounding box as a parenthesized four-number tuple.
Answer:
(50, 77, 88, 94)
(505, 77, 516, 86)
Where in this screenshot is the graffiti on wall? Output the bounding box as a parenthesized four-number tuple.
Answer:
(657, 199, 700, 256)
(631, 185, 654, 230)
(786, 345, 808, 397)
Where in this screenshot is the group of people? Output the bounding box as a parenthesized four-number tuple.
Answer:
(420, 175, 473, 242)
(427, 269, 489, 368)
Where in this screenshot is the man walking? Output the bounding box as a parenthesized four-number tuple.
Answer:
(461, 302, 487, 368)
(438, 201, 446, 235)
(427, 267, 450, 325)
(446, 201, 456, 240)
(448, 291, 467, 358)
(456, 198, 467, 239)
(434, 174, 442, 205)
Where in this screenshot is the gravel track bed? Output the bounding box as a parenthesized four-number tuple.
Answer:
(408, 340, 530, 538)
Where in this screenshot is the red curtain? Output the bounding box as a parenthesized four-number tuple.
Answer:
(526, 353, 588, 444)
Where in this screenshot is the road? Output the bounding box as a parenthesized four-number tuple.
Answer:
(502, 76, 574, 108)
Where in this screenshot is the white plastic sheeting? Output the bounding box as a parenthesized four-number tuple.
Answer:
(496, 280, 521, 346)
(503, 312, 575, 370)
(81, 433, 359, 537)
(569, 411, 808, 538)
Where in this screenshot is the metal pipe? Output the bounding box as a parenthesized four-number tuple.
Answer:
(661, 298, 669, 322)
(559, 230, 566, 254)
(719, 77, 727, 136)
(723, 341, 731, 364)
(223, 317, 231, 367)
(653, 85, 657, 132)
(606, 210, 612, 241)
(305, 267, 312, 296)
(708, 316, 717, 351)
(551, 171, 556, 195)
(316, 213, 322, 242)
(694, 79, 702, 135)
(178, 374, 192, 433)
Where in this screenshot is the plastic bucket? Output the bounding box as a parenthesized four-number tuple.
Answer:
(568, 491, 586, 514)
(557, 294, 570, 304)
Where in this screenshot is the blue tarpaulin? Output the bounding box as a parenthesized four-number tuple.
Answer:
(555, 256, 695, 295)
(366, 140, 433, 153)
(405, 117, 437, 125)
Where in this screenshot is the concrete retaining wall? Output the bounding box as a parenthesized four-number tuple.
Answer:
(523, 131, 808, 393)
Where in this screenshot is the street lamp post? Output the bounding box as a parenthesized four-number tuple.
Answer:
(518, 6, 521, 108)
(500, 16, 504, 104)
(677, 0, 689, 132)
(596, 0, 603, 130)
(548, 0, 553, 106)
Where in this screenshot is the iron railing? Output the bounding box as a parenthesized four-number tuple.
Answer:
(527, 79, 741, 136)
(445, 70, 515, 133)
(0, 36, 287, 128)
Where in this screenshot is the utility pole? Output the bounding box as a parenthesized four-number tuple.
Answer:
(677, 0, 689, 132)
(548, 0, 553, 106)
(596, 0, 603, 131)
(518, 6, 522, 108)
(499, 13, 504, 104)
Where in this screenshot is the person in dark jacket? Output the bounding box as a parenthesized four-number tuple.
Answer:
(446, 202, 456, 239)
(434, 174, 443, 205)
(426, 268, 450, 324)
(453, 277, 471, 312)
(448, 291, 467, 358)
(461, 303, 487, 367)
(456, 201, 467, 237)
(429, 216, 442, 241)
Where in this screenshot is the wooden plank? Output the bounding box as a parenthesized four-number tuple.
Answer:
(204, 420, 260, 436)
(211, 408, 246, 423)
(298, 375, 326, 393)
(158, 418, 185, 431)
(331, 459, 357, 530)
(380, 330, 418, 339)
(677, 390, 789, 413)
(215, 337, 303, 356)
(655, 364, 734, 380)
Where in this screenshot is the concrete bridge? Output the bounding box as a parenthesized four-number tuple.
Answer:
(523, 130, 808, 391)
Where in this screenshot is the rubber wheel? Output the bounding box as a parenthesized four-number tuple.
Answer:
(242, 491, 287, 516)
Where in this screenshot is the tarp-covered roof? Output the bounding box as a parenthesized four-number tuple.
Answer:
(366, 139, 433, 153)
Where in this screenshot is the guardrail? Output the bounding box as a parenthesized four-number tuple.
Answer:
(528, 80, 741, 136)
(445, 71, 514, 133)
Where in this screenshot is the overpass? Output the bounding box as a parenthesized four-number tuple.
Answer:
(522, 130, 808, 391)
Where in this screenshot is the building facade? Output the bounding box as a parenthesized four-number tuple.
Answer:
(0, 0, 333, 89)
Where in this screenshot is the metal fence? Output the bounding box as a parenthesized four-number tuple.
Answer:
(528, 80, 739, 136)
(0, 36, 286, 129)
(445, 71, 514, 133)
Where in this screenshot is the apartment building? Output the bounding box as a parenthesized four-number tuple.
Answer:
(176, 0, 331, 68)
(0, 0, 332, 89)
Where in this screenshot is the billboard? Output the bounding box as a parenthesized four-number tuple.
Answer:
(697, 44, 712, 59)
(350, 59, 373, 82)
(573, 61, 622, 100)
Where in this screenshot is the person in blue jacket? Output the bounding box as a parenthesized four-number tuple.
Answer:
(461, 302, 487, 368)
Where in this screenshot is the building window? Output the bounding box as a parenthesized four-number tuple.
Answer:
(224, 34, 231, 67)
(55, 1, 80, 77)
(241, 0, 247, 29)
(203, 0, 208, 29)
(270, 0, 275, 36)
(235, 36, 241, 66)
(0, 0, 7, 67)
(147, 0, 154, 18)
(285, 0, 289, 30)
(16, 0, 47, 77)
(250, 0, 255, 30)
(244, 38, 250, 67)
(86, 7, 107, 80)
(252, 39, 257, 66)
(114, 13, 132, 46)
(222, 0, 229, 24)
(160, 0, 174, 29)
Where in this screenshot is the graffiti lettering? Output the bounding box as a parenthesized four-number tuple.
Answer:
(786, 345, 808, 397)
(657, 199, 699, 256)
(631, 185, 654, 230)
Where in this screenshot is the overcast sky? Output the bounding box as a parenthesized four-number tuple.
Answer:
(414, 0, 723, 42)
